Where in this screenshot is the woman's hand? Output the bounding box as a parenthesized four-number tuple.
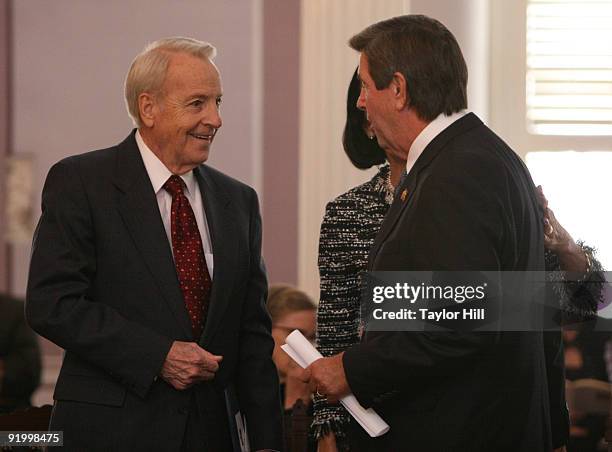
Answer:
(317, 433, 338, 452)
(537, 186, 589, 272)
(537, 186, 573, 253)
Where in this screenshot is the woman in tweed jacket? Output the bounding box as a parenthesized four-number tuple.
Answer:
(311, 69, 405, 451)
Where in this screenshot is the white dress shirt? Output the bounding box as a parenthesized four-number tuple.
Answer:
(406, 110, 468, 176)
(135, 130, 214, 277)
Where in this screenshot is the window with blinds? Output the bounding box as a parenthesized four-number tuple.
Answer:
(526, 0, 612, 135)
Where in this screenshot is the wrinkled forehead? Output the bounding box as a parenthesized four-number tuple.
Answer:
(166, 52, 218, 76)
(164, 52, 223, 91)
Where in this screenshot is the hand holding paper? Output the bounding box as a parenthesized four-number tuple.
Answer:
(304, 353, 349, 403)
(281, 330, 390, 438)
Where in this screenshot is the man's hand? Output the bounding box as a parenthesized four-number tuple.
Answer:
(298, 353, 350, 403)
(160, 341, 223, 390)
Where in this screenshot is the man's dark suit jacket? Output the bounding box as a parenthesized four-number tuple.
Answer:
(25, 132, 283, 451)
(343, 113, 552, 451)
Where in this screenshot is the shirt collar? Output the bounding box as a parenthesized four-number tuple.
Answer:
(406, 110, 468, 175)
(135, 130, 198, 195)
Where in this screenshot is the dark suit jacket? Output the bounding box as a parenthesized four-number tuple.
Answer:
(343, 113, 552, 451)
(25, 132, 282, 451)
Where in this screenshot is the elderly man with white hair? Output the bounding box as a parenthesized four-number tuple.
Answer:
(26, 37, 282, 451)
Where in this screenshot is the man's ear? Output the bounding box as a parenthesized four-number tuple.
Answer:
(138, 92, 157, 128)
(391, 72, 409, 111)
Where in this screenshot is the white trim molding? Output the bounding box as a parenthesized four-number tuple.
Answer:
(298, 0, 406, 299)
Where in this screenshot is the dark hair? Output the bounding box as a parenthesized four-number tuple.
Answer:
(267, 284, 315, 325)
(342, 68, 386, 169)
(349, 15, 467, 121)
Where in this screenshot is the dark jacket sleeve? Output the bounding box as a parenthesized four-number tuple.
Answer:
(236, 188, 283, 450)
(25, 159, 172, 398)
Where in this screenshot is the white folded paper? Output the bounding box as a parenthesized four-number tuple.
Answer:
(281, 330, 390, 438)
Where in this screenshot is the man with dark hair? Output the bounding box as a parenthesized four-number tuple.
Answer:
(301, 15, 553, 451)
(349, 14, 468, 122)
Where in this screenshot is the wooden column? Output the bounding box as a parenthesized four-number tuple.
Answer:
(262, 0, 301, 286)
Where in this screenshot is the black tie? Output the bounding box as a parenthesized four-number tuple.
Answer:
(394, 170, 409, 198)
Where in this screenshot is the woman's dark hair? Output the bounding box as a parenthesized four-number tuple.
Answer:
(342, 68, 386, 169)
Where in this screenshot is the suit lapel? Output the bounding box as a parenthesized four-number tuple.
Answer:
(369, 113, 483, 270)
(368, 173, 417, 270)
(113, 133, 193, 338)
(194, 166, 237, 345)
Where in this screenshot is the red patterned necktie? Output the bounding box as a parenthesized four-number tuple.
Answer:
(163, 175, 212, 338)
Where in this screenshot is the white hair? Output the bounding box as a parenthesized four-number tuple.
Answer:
(124, 37, 217, 127)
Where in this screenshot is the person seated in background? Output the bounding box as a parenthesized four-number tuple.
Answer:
(0, 294, 41, 414)
(267, 284, 317, 412)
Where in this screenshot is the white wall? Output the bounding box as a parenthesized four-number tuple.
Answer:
(11, 0, 262, 295)
(409, 0, 490, 122)
(298, 0, 407, 299)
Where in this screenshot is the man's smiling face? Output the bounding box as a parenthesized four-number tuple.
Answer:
(148, 52, 223, 174)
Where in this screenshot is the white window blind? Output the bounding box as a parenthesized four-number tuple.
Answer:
(526, 0, 612, 135)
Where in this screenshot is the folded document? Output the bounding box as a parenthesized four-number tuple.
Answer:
(281, 330, 390, 438)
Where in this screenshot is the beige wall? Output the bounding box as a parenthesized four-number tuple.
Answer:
(262, 0, 301, 286)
